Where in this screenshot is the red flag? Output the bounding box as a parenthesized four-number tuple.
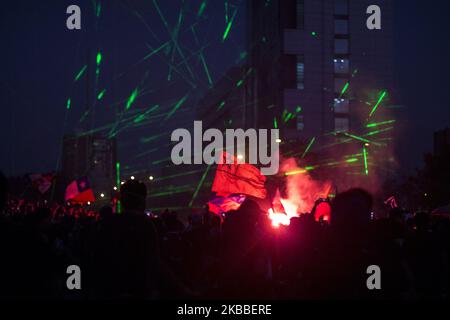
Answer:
(29, 173, 54, 194)
(212, 152, 267, 199)
(65, 176, 95, 203)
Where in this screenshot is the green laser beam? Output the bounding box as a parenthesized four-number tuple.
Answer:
(74, 65, 87, 82)
(126, 88, 139, 110)
(302, 137, 316, 158)
(343, 132, 371, 144)
(363, 146, 369, 175)
(96, 52, 102, 66)
(222, 8, 237, 42)
(217, 100, 225, 111)
(369, 90, 387, 117)
(366, 119, 395, 128)
(225, 2, 229, 23)
(165, 94, 189, 120)
(96, 1, 101, 17)
(339, 82, 350, 98)
(66, 98, 71, 110)
(153, 0, 196, 82)
(364, 126, 394, 136)
(200, 53, 213, 87)
(97, 89, 106, 100)
(154, 169, 204, 182)
(197, 0, 207, 17)
(189, 164, 212, 207)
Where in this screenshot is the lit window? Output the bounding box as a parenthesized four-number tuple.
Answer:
(335, 0, 348, 15)
(297, 114, 305, 130)
(335, 117, 349, 132)
(334, 59, 349, 74)
(335, 19, 348, 35)
(334, 98, 349, 113)
(296, 55, 305, 90)
(335, 39, 349, 54)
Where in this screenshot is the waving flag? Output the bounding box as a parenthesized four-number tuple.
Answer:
(29, 173, 54, 194)
(212, 152, 267, 199)
(208, 194, 246, 216)
(65, 176, 95, 203)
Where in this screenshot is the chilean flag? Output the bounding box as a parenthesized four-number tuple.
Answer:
(211, 152, 267, 199)
(65, 176, 95, 203)
(208, 194, 246, 216)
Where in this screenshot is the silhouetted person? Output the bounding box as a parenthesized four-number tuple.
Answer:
(216, 199, 272, 299)
(90, 180, 160, 298)
(317, 188, 377, 299)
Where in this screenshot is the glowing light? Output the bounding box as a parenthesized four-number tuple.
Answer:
(268, 208, 291, 227)
(96, 2, 101, 17)
(222, 9, 237, 42)
(284, 169, 307, 176)
(363, 146, 369, 175)
(339, 82, 350, 97)
(366, 119, 396, 128)
(96, 52, 102, 66)
(74, 65, 87, 82)
(66, 98, 71, 110)
(149, 176, 154, 180)
(369, 90, 387, 117)
(302, 137, 316, 158)
(198, 1, 207, 17)
(113, 186, 117, 191)
(97, 89, 106, 100)
(268, 198, 299, 227)
(165, 93, 189, 120)
(237, 154, 244, 160)
(130, 176, 135, 180)
(126, 88, 139, 110)
(217, 100, 225, 111)
(87, 201, 91, 205)
(276, 138, 282, 143)
(343, 132, 371, 144)
(100, 193, 105, 198)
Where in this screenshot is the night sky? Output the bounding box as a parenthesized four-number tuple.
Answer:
(0, 0, 449, 177)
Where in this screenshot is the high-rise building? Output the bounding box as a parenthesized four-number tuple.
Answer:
(245, 0, 395, 139)
(62, 134, 117, 202)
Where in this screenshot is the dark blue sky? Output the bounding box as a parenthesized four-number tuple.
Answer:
(0, 0, 449, 176)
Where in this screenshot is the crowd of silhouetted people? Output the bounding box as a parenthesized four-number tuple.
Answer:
(0, 172, 450, 300)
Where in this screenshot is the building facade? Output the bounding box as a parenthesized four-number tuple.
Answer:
(62, 134, 117, 203)
(245, 0, 395, 139)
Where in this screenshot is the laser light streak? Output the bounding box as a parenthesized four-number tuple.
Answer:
(126, 88, 139, 110)
(363, 146, 369, 175)
(369, 90, 387, 117)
